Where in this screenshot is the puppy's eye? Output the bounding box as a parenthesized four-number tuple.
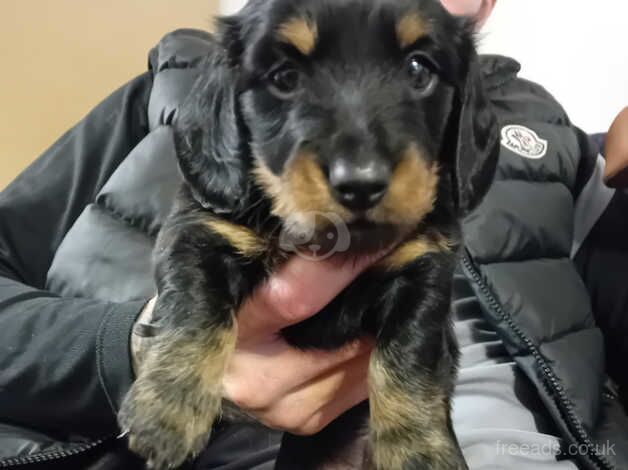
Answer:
(405, 53, 438, 95)
(268, 64, 300, 98)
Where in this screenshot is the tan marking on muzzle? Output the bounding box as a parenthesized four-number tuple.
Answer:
(368, 143, 439, 227)
(253, 152, 352, 227)
(396, 12, 431, 49)
(277, 17, 318, 56)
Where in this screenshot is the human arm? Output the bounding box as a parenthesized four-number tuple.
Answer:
(0, 72, 154, 438)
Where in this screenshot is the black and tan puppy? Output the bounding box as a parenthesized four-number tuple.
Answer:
(118, 0, 500, 468)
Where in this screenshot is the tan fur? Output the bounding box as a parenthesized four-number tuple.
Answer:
(253, 152, 352, 229)
(196, 326, 238, 393)
(126, 323, 238, 468)
(378, 231, 452, 271)
(369, 352, 451, 470)
(253, 145, 438, 243)
(277, 17, 318, 56)
(368, 143, 439, 227)
(205, 219, 268, 257)
(396, 12, 431, 49)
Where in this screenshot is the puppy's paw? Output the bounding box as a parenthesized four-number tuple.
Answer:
(118, 375, 221, 470)
(405, 451, 468, 470)
(370, 441, 468, 470)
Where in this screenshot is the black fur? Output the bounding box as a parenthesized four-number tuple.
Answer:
(118, 1, 499, 469)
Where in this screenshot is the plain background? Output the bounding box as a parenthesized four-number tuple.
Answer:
(2, 1, 626, 188)
(0, 0, 218, 189)
(480, 0, 628, 133)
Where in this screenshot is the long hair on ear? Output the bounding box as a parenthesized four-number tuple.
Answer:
(447, 24, 500, 215)
(173, 16, 249, 214)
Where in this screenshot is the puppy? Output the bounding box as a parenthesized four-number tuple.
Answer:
(118, 0, 500, 468)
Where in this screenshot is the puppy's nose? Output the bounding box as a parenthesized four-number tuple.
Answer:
(329, 158, 390, 211)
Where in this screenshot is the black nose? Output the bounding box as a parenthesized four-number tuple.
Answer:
(329, 158, 391, 211)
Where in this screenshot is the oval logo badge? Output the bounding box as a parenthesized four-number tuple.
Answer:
(501, 125, 548, 159)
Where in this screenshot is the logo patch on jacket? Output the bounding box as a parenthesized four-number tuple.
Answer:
(501, 125, 548, 159)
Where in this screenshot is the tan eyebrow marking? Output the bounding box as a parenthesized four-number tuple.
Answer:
(396, 12, 431, 48)
(276, 17, 319, 56)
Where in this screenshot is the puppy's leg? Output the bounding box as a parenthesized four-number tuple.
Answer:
(118, 211, 266, 470)
(368, 253, 467, 470)
(120, 312, 236, 469)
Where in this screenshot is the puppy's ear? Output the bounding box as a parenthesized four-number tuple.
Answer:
(450, 47, 500, 215)
(174, 17, 248, 214)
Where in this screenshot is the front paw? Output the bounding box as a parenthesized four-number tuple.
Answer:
(370, 443, 468, 470)
(118, 374, 221, 469)
(368, 354, 467, 470)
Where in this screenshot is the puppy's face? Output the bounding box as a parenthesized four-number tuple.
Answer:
(176, 0, 498, 253)
(233, 0, 478, 250)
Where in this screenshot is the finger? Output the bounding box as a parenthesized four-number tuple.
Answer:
(238, 253, 383, 339)
(296, 351, 370, 410)
(255, 352, 371, 434)
(282, 340, 373, 395)
(301, 375, 370, 436)
(223, 338, 373, 409)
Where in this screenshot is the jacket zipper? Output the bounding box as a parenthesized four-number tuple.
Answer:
(0, 438, 106, 468)
(461, 251, 614, 470)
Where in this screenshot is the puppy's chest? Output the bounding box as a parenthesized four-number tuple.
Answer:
(251, 235, 456, 351)
(278, 265, 405, 350)
(203, 207, 458, 350)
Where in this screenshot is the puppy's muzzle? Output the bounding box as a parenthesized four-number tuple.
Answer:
(328, 156, 392, 212)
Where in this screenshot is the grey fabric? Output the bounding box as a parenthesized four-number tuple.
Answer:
(97, 126, 181, 237)
(47, 204, 154, 302)
(148, 70, 199, 131)
(571, 154, 616, 258)
(452, 270, 579, 469)
(464, 181, 574, 265)
(149, 29, 216, 73)
(482, 259, 596, 348)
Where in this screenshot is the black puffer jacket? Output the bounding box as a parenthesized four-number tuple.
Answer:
(0, 30, 626, 469)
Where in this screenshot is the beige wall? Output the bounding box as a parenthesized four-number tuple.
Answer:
(0, 0, 219, 189)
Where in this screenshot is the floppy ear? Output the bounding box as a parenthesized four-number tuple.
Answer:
(451, 49, 500, 215)
(173, 18, 249, 214)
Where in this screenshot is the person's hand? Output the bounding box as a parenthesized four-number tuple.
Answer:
(133, 254, 379, 435)
(224, 255, 377, 435)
